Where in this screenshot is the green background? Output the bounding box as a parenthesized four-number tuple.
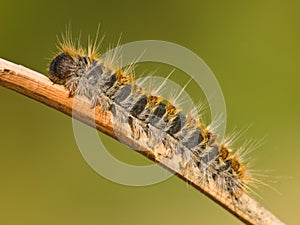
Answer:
(0, 0, 298, 224)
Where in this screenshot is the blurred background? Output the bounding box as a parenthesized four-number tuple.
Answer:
(0, 0, 299, 224)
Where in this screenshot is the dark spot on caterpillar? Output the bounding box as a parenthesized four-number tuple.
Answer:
(114, 84, 131, 104)
(86, 65, 103, 86)
(212, 173, 217, 181)
(227, 185, 231, 192)
(49, 53, 77, 83)
(128, 116, 134, 135)
(130, 94, 148, 117)
(100, 70, 117, 92)
(78, 56, 88, 65)
(167, 112, 186, 135)
(202, 145, 219, 164)
(110, 104, 116, 116)
(128, 116, 133, 125)
(181, 127, 204, 149)
(162, 114, 169, 126)
(149, 102, 166, 126)
(105, 73, 117, 89)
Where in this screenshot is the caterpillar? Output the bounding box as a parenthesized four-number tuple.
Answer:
(48, 30, 253, 199)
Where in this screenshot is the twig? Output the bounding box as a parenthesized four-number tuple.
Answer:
(0, 58, 285, 225)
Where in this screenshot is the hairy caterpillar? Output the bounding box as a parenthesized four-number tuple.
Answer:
(48, 30, 253, 199)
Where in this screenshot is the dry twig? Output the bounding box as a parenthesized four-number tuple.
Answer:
(0, 58, 285, 225)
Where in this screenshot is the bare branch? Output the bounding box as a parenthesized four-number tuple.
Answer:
(0, 58, 285, 225)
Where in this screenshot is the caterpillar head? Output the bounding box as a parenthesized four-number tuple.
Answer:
(49, 52, 77, 84)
